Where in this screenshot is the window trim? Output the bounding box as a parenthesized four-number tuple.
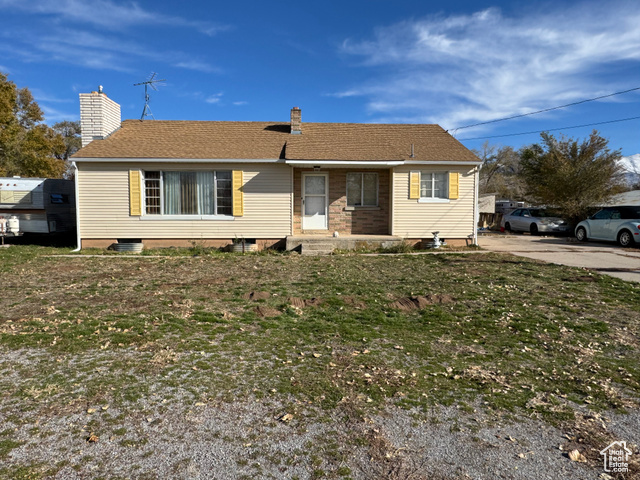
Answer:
(418, 171, 450, 201)
(144, 171, 162, 215)
(142, 170, 234, 218)
(346, 172, 379, 207)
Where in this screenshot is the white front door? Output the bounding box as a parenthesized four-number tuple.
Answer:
(302, 173, 328, 230)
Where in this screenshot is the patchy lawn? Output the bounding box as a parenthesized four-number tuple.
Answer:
(0, 246, 639, 479)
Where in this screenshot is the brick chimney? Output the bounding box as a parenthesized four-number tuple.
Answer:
(79, 87, 121, 147)
(290, 106, 301, 135)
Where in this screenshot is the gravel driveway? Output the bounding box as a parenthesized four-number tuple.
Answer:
(479, 233, 640, 283)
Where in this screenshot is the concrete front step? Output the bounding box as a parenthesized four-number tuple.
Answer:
(286, 235, 404, 253)
(303, 243, 336, 251)
(301, 249, 334, 256)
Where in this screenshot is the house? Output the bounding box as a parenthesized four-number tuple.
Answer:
(71, 89, 481, 251)
(0, 177, 75, 235)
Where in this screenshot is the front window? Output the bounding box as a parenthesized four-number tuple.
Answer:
(347, 172, 378, 207)
(144, 171, 232, 216)
(420, 172, 448, 199)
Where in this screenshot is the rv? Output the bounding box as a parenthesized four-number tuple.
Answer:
(0, 177, 75, 235)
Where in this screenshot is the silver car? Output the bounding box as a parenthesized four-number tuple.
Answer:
(501, 208, 569, 235)
(575, 206, 640, 247)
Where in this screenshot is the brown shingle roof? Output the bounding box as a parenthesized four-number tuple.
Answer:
(74, 120, 290, 159)
(285, 123, 478, 162)
(73, 119, 479, 163)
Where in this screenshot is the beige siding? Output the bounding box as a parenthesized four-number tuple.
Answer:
(77, 162, 292, 239)
(392, 165, 477, 238)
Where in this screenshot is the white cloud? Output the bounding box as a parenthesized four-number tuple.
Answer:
(40, 104, 77, 123)
(206, 93, 223, 104)
(232, 101, 248, 106)
(3, 27, 219, 74)
(337, 2, 640, 130)
(31, 88, 74, 104)
(0, 0, 229, 36)
(173, 61, 221, 74)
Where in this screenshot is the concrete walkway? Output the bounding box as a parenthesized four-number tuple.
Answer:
(479, 233, 640, 283)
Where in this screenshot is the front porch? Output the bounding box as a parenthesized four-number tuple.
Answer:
(293, 167, 391, 236)
(286, 235, 405, 255)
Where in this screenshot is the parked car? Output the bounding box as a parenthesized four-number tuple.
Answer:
(575, 206, 640, 247)
(501, 208, 569, 235)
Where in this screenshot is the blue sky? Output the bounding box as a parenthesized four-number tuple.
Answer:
(1, 0, 639, 156)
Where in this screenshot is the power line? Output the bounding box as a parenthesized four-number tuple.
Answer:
(457, 115, 640, 141)
(447, 86, 640, 132)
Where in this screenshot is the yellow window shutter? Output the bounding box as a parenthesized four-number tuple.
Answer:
(232, 170, 244, 217)
(129, 170, 142, 216)
(409, 171, 420, 199)
(449, 172, 459, 200)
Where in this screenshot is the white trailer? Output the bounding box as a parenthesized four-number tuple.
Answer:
(0, 177, 75, 235)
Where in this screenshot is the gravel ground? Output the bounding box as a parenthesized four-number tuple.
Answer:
(2, 385, 638, 479)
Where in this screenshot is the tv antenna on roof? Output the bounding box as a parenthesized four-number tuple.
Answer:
(133, 72, 166, 120)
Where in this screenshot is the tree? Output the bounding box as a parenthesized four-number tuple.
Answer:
(520, 131, 624, 222)
(0, 72, 66, 178)
(53, 120, 81, 161)
(53, 120, 81, 178)
(474, 141, 525, 199)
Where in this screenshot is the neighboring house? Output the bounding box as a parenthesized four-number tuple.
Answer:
(71, 90, 481, 250)
(479, 194, 496, 214)
(478, 194, 499, 229)
(0, 177, 75, 234)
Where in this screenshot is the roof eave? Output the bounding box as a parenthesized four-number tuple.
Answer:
(403, 160, 482, 166)
(285, 160, 404, 167)
(72, 157, 285, 163)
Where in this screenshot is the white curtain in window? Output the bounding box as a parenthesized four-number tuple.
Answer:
(421, 172, 448, 198)
(421, 173, 432, 198)
(434, 173, 447, 198)
(163, 172, 181, 214)
(180, 172, 198, 215)
(197, 171, 214, 215)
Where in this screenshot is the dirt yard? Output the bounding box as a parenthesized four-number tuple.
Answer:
(0, 246, 638, 479)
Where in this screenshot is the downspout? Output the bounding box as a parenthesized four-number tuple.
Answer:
(473, 163, 482, 245)
(71, 161, 81, 252)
